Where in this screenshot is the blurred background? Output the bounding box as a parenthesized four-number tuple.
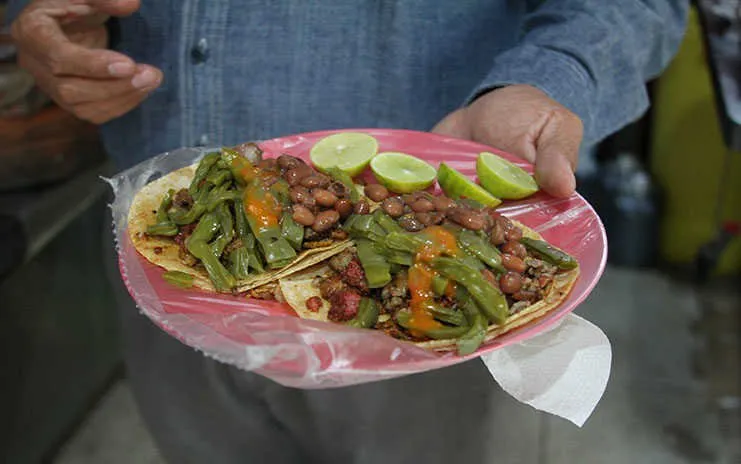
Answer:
(0, 1, 739, 463)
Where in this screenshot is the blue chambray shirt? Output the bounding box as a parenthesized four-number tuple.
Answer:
(7, 1, 688, 171)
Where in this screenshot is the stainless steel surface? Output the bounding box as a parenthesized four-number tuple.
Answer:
(0, 197, 122, 464)
(0, 160, 112, 278)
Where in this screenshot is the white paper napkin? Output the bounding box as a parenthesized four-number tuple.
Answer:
(480, 314, 612, 427)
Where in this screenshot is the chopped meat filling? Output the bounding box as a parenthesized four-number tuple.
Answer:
(305, 296, 323, 312)
(327, 290, 361, 322)
(224, 238, 243, 255)
(380, 270, 408, 315)
(330, 229, 349, 241)
(375, 318, 413, 340)
(318, 274, 347, 300)
(174, 223, 198, 266)
(328, 249, 368, 292)
(173, 188, 193, 209)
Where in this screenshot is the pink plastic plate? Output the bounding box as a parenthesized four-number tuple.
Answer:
(116, 128, 607, 388)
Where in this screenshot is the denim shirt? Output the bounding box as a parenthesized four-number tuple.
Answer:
(7, 1, 688, 170)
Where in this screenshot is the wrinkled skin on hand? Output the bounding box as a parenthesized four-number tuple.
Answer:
(11, 0, 163, 124)
(433, 84, 583, 198)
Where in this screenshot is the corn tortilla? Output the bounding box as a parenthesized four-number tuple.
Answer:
(127, 163, 352, 293)
(279, 220, 579, 352)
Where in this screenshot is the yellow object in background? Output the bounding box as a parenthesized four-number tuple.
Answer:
(650, 7, 741, 275)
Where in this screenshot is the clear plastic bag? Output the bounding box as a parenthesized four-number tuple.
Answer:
(107, 129, 607, 389)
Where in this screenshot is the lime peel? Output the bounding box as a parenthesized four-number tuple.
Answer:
(476, 152, 538, 200)
(370, 152, 437, 193)
(437, 162, 502, 207)
(310, 132, 379, 177)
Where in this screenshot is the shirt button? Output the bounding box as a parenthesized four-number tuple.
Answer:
(197, 134, 210, 146)
(190, 38, 209, 64)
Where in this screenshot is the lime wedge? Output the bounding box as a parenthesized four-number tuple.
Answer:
(370, 152, 437, 193)
(476, 152, 538, 200)
(437, 163, 502, 207)
(310, 132, 379, 177)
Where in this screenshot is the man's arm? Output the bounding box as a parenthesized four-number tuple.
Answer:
(469, 0, 689, 144)
(434, 1, 688, 197)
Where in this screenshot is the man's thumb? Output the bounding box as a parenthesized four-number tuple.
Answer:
(88, 0, 140, 17)
(533, 114, 581, 198)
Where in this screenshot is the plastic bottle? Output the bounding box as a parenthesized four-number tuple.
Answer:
(600, 153, 662, 268)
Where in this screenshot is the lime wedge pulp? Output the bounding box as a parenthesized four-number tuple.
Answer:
(370, 152, 437, 193)
(437, 163, 502, 207)
(476, 152, 538, 200)
(310, 132, 379, 177)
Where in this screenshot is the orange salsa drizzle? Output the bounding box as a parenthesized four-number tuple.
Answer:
(235, 157, 259, 183)
(229, 153, 282, 231)
(407, 226, 459, 331)
(243, 185, 280, 230)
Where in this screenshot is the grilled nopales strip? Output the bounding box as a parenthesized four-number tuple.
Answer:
(128, 145, 358, 293)
(279, 207, 579, 356)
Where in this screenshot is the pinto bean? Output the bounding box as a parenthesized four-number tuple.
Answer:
(301, 195, 316, 209)
(489, 218, 507, 246)
(447, 207, 486, 231)
(504, 220, 523, 241)
(292, 205, 316, 226)
(334, 199, 354, 218)
(313, 188, 338, 208)
(415, 212, 444, 226)
(432, 196, 456, 212)
(284, 165, 312, 186)
(290, 186, 311, 204)
(485, 207, 503, 221)
(501, 254, 527, 273)
(381, 197, 404, 218)
(364, 184, 389, 202)
(354, 200, 371, 215)
(501, 240, 527, 258)
(257, 158, 278, 171)
(402, 192, 426, 205)
(328, 181, 350, 198)
(312, 210, 340, 232)
(410, 198, 435, 213)
(301, 174, 330, 189)
(277, 154, 304, 171)
(398, 214, 424, 232)
(499, 272, 523, 294)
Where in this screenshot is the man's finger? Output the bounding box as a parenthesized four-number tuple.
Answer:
(533, 110, 582, 198)
(87, 0, 141, 17)
(56, 65, 162, 104)
(16, 51, 68, 107)
(73, 86, 151, 124)
(48, 40, 135, 77)
(48, 0, 140, 18)
(14, 7, 135, 78)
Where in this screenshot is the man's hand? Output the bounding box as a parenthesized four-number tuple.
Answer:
(11, 0, 162, 124)
(432, 85, 583, 198)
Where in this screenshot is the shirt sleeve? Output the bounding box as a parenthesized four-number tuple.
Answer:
(4, 0, 31, 27)
(468, 0, 690, 144)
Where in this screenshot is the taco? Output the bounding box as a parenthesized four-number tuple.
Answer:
(128, 143, 365, 293)
(277, 197, 580, 356)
